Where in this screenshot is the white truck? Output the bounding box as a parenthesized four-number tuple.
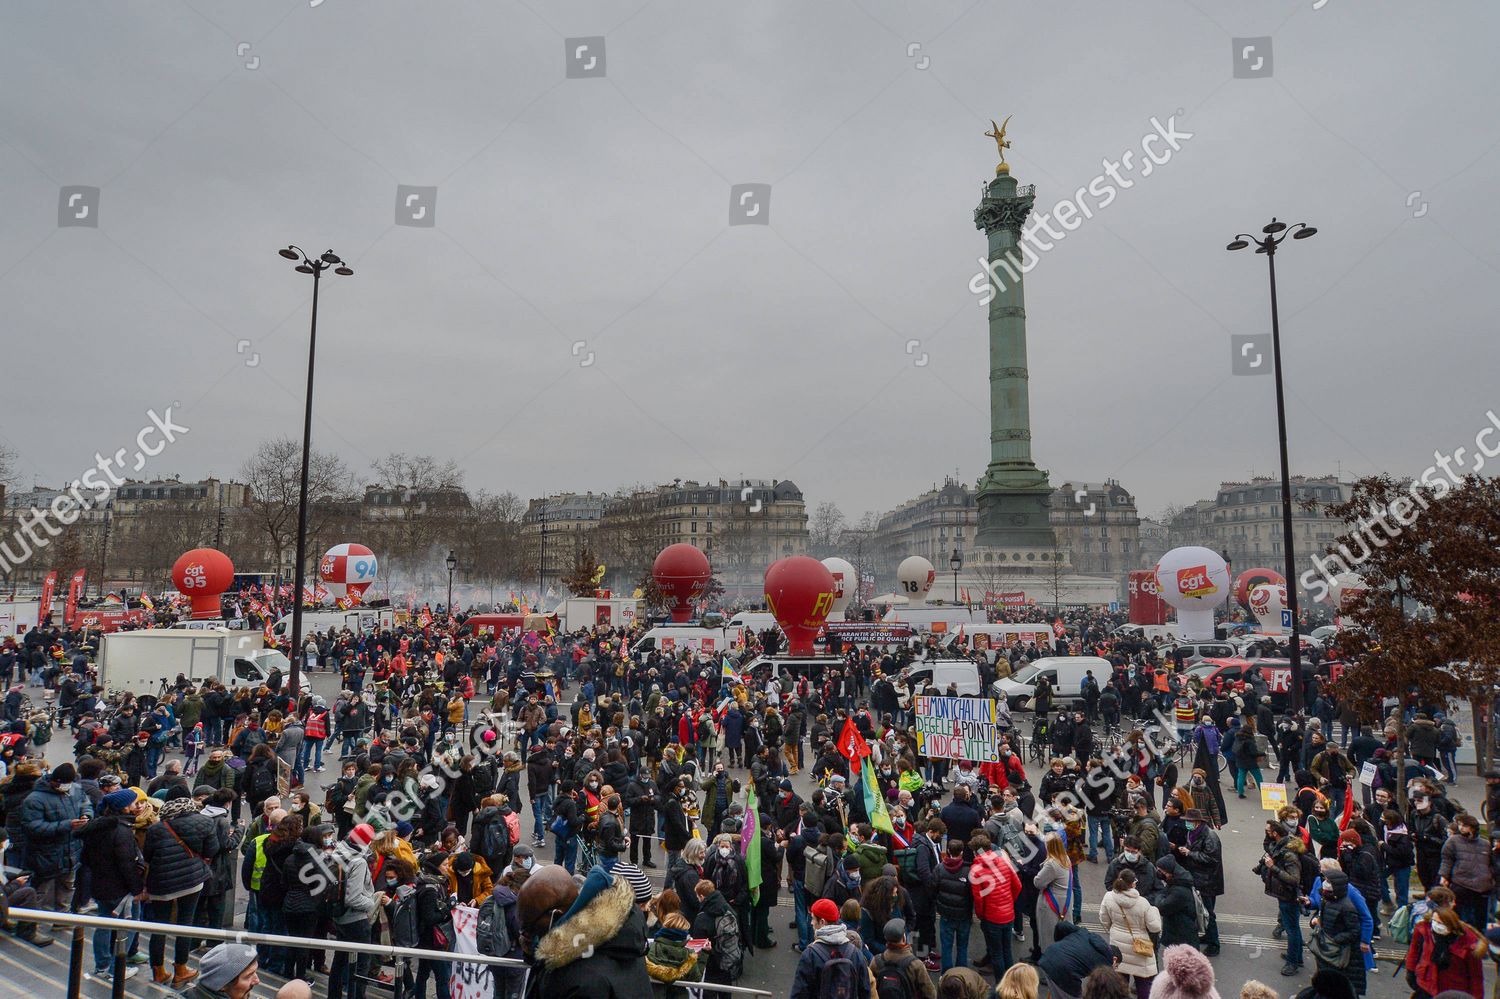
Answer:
(272, 608, 398, 640)
(0, 599, 42, 637)
(556, 597, 642, 632)
(98, 628, 306, 697)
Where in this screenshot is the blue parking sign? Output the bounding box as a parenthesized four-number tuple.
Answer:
(1109, 601, 1120, 613)
(1281, 609, 1293, 629)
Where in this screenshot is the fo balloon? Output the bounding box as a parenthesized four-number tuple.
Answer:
(764, 556, 838, 656)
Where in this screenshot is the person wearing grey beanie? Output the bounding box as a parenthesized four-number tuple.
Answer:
(195, 943, 259, 997)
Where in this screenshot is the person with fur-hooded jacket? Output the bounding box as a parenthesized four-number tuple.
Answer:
(1149, 944, 1220, 999)
(518, 864, 654, 999)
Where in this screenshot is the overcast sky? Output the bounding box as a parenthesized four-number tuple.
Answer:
(4, 0, 1497, 524)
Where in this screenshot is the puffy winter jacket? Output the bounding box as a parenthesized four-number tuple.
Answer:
(18, 783, 87, 879)
(1037, 922, 1112, 997)
(1439, 830, 1495, 894)
(79, 813, 144, 902)
(1179, 825, 1224, 897)
(969, 847, 1021, 923)
(933, 858, 973, 921)
(142, 809, 220, 898)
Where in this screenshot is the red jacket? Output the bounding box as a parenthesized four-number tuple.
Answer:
(980, 755, 1027, 791)
(1406, 921, 1486, 999)
(969, 848, 1022, 924)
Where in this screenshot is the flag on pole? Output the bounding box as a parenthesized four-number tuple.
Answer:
(721, 656, 744, 685)
(836, 716, 870, 764)
(742, 783, 762, 903)
(860, 755, 894, 835)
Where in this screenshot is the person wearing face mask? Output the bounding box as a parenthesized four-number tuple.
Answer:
(327, 824, 377, 999)
(698, 763, 739, 834)
(1408, 789, 1449, 891)
(1105, 835, 1161, 897)
(1171, 809, 1223, 956)
(1438, 813, 1494, 930)
(18, 763, 91, 935)
(1308, 868, 1364, 996)
(1378, 809, 1415, 912)
(1403, 887, 1486, 999)
(281, 825, 332, 982)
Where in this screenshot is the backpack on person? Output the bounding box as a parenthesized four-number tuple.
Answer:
(387, 883, 419, 948)
(475, 894, 513, 958)
(872, 953, 917, 999)
(811, 941, 860, 999)
(803, 845, 831, 897)
(1191, 887, 1210, 937)
(249, 762, 277, 801)
(1388, 904, 1413, 944)
(711, 910, 743, 980)
(1297, 850, 1320, 894)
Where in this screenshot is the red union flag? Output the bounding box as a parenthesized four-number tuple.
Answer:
(1175, 564, 1217, 599)
(38, 571, 58, 621)
(837, 716, 870, 763)
(65, 569, 87, 625)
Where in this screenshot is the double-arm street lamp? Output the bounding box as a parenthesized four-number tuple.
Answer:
(1226, 218, 1317, 713)
(279, 245, 352, 699)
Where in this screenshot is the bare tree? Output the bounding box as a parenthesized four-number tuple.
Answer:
(455, 489, 525, 586)
(808, 501, 847, 558)
(371, 453, 463, 491)
(595, 486, 666, 588)
(240, 438, 356, 580)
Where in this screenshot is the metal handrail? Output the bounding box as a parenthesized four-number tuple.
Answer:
(10, 906, 774, 997)
(9, 906, 525, 967)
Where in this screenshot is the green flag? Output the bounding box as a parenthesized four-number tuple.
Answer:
(741, 782, 762, 903)
(861, 755, 895, 835)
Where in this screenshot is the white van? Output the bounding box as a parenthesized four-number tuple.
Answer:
(273, 609, 397, 639)
(728, 612, 779, 634)
(942, 624, 1054, 663)
(992, 655, 1113, 711)
(881, 604, 983, 635)
(1111, 623, 1180, 643)
(630, 625, 744, 657)
(903, 659, 983, 696)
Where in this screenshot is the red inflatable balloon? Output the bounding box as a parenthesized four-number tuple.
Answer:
(653, 544, 712, 623)
(764, 556, 839, 656)
(1233, 567, 1286, 610)
(172, 548, 235, 619)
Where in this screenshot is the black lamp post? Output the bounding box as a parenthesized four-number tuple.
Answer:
(278, 245, 353, 699)
(446, 549, 457, 616)
(1227, 218, 1317, 713)
(950, 547, 963, 603)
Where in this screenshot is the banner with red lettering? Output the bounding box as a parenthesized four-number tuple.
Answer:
(65, 569, 87, 625)
(1127, 570, 1169, 625)
(38, 571, 58, 621)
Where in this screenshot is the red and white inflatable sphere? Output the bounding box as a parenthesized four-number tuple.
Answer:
(172, 548, 234, 619)
(764, 556, 839, 656)
(320, 543, 380, 603)
(653, 544, 712, 623)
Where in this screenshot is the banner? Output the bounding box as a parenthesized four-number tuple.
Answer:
(1127, 570, 1169, 626)
(860, 755, 894, 835)
(820, 622, 915, 644)
(742, 783, 762, 903)
(65, 569, 86, 625)
(38, 571, 58, 621)
(984, 591, 1027, 608)
(449, 904, 493, 999)
(913, 695, 1001, 762)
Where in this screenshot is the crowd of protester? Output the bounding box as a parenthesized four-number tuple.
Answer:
(0, 596, 1496, 999)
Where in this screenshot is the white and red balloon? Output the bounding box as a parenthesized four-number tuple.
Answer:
(820, 557, 857, 621)
(1153, 546, 1231, 640)
(320, 543, 379, 603)
(896, 555, 936, 607)
(1248, 583, 1289, 635)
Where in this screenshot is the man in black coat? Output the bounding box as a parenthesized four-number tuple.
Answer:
(78, 789, 146, 973)
(1036, 922, 1113, 999)
(622, 772, 658, 869)
(1173, 808, 1224, 956)
(518, 865, 654, 999)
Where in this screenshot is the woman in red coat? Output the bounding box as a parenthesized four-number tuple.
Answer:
(1405, 902, 1487, 999)
(968, 832, 1023, 980)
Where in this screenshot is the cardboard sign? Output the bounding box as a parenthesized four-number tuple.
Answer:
(913, 695, 1000, 762)
(1359, 761, 1377, 786)
(1260, 782, 1288, 811)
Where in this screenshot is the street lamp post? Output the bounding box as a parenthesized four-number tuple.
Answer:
(278, 245, 353, 699)
(950, 547, 963, 603)
(1227, 218, 1317, 713)
(446, 549, 457, 616)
